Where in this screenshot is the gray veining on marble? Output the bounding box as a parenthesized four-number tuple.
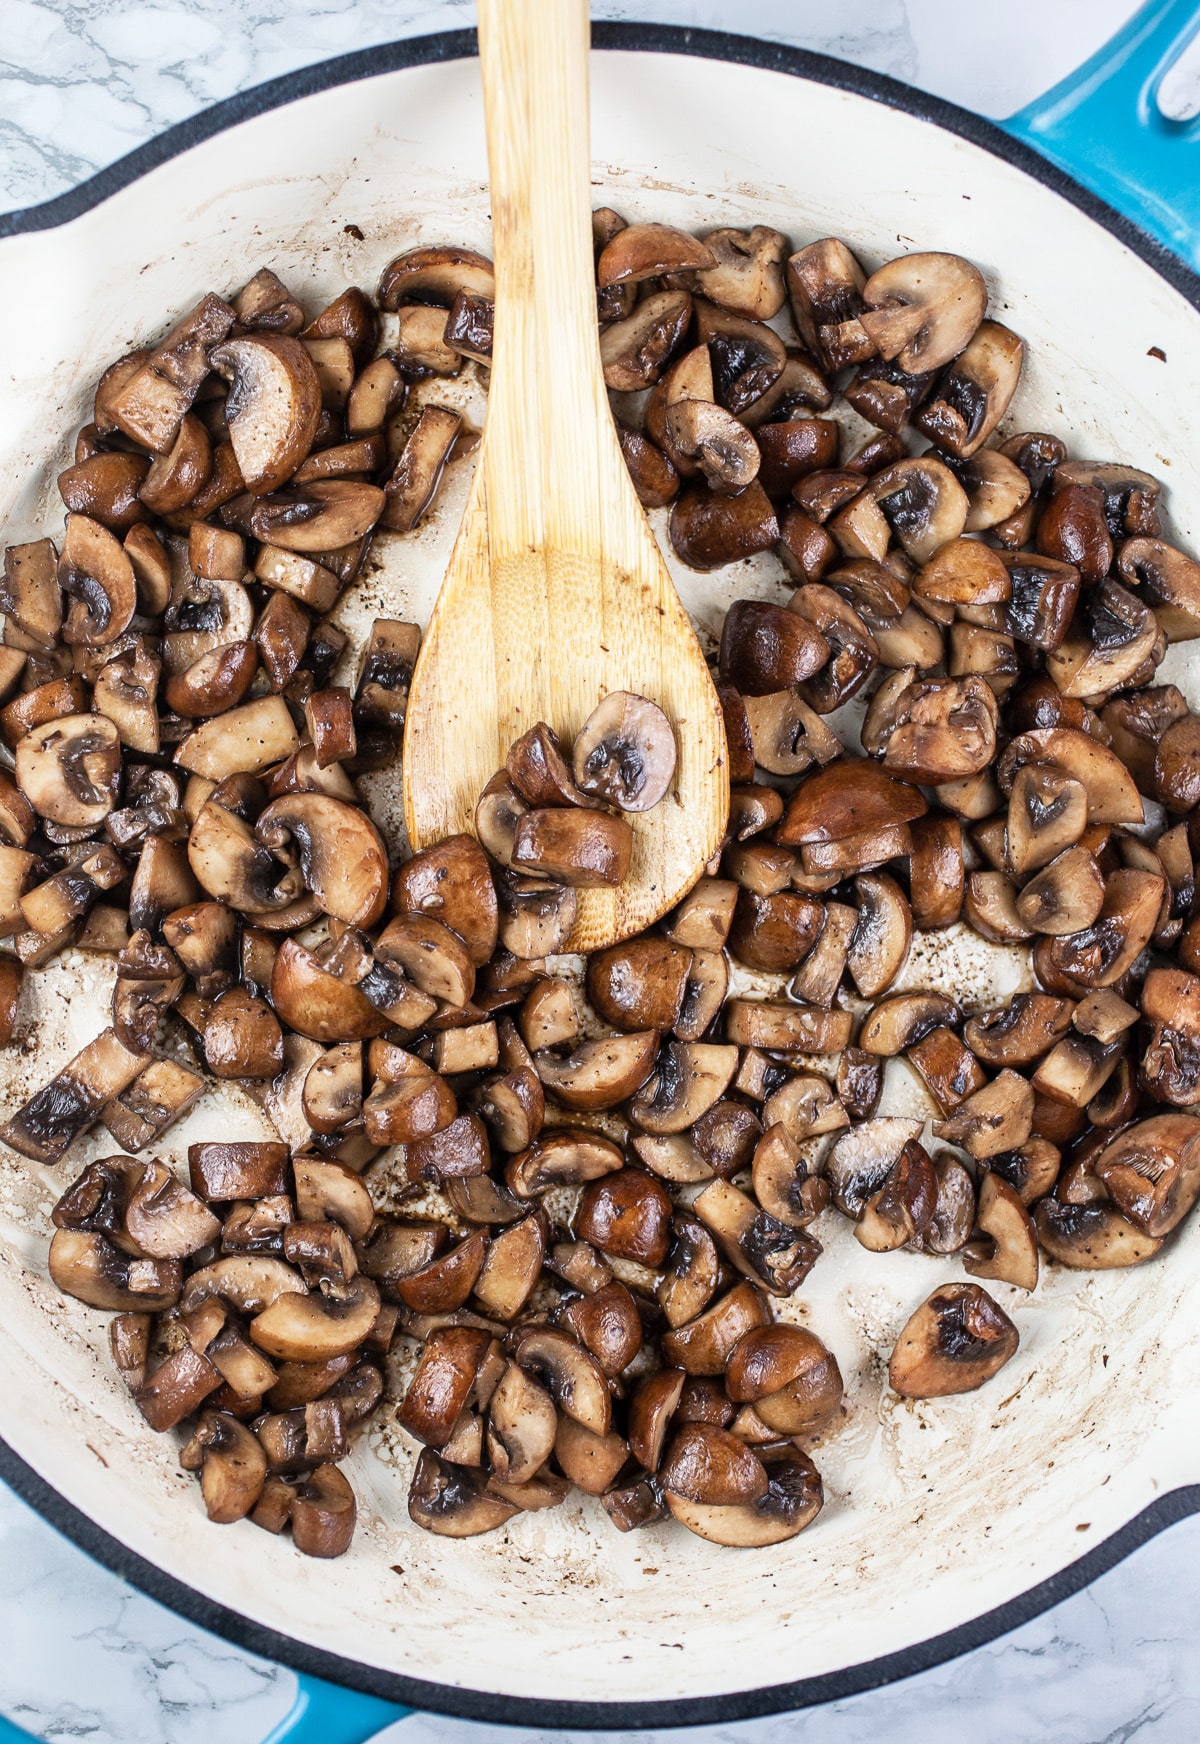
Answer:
(4, 1, 1200, 1741)
(1, 0, 1137, 214)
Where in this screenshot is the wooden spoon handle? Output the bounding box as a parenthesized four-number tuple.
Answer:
(477, 0, 617, 557)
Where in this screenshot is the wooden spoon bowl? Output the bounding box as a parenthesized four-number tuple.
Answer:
(401, 0, 728, 952)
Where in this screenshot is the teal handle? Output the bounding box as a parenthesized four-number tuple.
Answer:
(1003, 0, 1200, 268)
(0, 1718, 35, 1742)
(261, 1673, 409, 1744)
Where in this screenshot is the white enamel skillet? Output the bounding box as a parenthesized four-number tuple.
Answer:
(2, 6, 1200, 1735)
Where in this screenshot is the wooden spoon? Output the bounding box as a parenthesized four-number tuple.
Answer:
(401, 0, 728, 952)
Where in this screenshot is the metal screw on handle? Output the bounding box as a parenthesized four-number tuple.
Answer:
(1003, 0, 1200, 268)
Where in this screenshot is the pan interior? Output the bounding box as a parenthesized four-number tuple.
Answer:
(0, 44, 1198, 1711)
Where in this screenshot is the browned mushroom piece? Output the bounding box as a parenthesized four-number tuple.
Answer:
(1015, 845, 1106, 936)
(181, 1412, 268, 1524)
(47, 1223, 181, 1312)
(379, 404, 461, 533)
(392, 834, 497, 969)
(16, 712, 122, 829)
(844, 872, 912, 1000)
(785, 238, 871, 372)
(495, 871, 578, 958)
(998, 727, 1144, 826)
(719, 599, 832, 700)
(1050, 584, 1162, 705)
(914, 321, 1024, 458)
(660, 1279, 770, 1377)
(859, 252, 987, 374)
(961, 1172, 1039, 1291)
(616, 425, 680, 508)
(1118, 536, 1200, 639)
(1088, 1110, 1200, 1236)
(571, 691, 677, 812)
(725, 1324, 842, 1436)
(1040, 866, 1165, 990)
(3, 1027, 147, 1164)
(534, 1031, 658, 1112)
(931, 1069, 1034, 1161)
(663, 399, 761, 495)
(856, 992, 958, 1058)
(822, 1117, 921, 1221)
(1034, 1198, 1163, 1269)
(587, 936, 691, 1032)
(777, 757, 927, 848)
(600, 290, 693, 392)
(889, 1283, 1018, 1398)
(408, 1446, 517, 1538)
(204, 335, 320, 494)
(1005, 765, 1089, 879)
(627, 1040, 738, 1135)
(505, 1130, 624, 1200)
(576, 1169, 673, 1267)
(883, 674, 998, 785)
(693, 1177, 820, 1296)
(728, 888, 823, 974)
(963, 993, 1074, 1071)
(669, 481, 779, 570)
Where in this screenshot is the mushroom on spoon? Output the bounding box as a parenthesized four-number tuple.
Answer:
(401, 0, 727, 951)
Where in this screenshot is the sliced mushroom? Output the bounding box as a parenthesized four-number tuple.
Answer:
(825, 1117, 924, 1219)
(571, 691, 677, 813)
(495, 872, 577, 958)
(2, 1027, 147, 1164)
(915, 321, 1023, 458)
(666, 1448, 823, 1548)
(669, 480, 779, 570)
(883, 675, 998, 785)
(1089, 1112, 1200, 1237)
(725, 1325, 842, 1436)
(392, 834, 497, 968)
(408, 1446, 517, 1538)
(1015, 845, 1105, 936)
(48, 1228, 181, 1312)
(664, 400, 760, 494)
(777, 758, 927, 847)
(718, 599, 829, 697)
(660, 1280, 769, 1376)
(506, 1130, 624, 1199)
(860, 253, 987, 373)
(207, 335, 321, 494)
(998, 728, 1143, 827)
(535, 1032, 658, 1112)
(693, 1177, 820, 1296)
(962, 1171, 1039, 1291)
(889, 1282, 1018, 1397)
(1118, 536, 1200, 640)
(628, 1040, 738, 1135)
(484, 1361, 557, 1485)
(600, 290, 692, 392)
(932, 1069, 1034, 1161)
(16, 712, 121, 829)
(1034, 1198, 1163, 1269)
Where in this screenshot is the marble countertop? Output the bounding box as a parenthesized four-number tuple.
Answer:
(3, 3, 1200, 1741)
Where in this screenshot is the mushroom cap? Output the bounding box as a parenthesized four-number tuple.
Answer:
(16, 713, 122, 828)
(256, 793, 388, 928)
(392, 834, 497, 967)
(889, 1282, 1019, 1398)
(572, 691, 678, 813)
(250, 1274, 380, 1362)
(666, 1451, 823, 1547)
(209, 334, 322, 495)
(777, 758, 927, 845)
(860, 252, 987, 373)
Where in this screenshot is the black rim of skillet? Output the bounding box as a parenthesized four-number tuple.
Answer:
(3, 19, 1200, 1730)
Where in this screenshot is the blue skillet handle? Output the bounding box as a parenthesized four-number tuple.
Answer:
(1003, 0, 1200, 268)
(259, 1673, 410, 1744)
